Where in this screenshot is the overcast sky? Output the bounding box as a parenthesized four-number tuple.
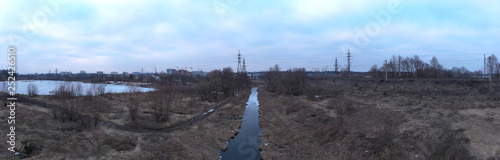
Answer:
(1, 0, 499, 74)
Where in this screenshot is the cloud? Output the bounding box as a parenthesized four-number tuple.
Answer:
(291, 0, 385, 22)
(1, 0, 499, 73)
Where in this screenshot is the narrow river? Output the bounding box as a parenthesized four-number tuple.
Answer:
(220, 87, 262, 160)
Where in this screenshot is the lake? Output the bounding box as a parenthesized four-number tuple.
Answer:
(0, 80, 156, 95)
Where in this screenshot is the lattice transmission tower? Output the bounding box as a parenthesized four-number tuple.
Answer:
(347, 49, 352, 77)
(242, 57, 247, 73)
(335, 57, 338, 75)
(237, 50, 242, 73)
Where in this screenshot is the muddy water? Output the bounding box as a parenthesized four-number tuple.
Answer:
(220, 87, 262, 160)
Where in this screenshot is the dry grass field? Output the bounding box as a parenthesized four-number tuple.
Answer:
(0, 88, 250, 159)
(1, 78, 499, 160)
(258, 78, 500, 160)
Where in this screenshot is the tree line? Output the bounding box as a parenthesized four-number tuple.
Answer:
(368, 54, 500, 79)
(264, 64, 308, 96)
(198, 67, 251, 101)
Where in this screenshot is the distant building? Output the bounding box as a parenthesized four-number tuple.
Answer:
(177, 69, 191, 76)
(247, 72, 262, 79)
(132, 72, 141, 75)
(192, 71, 206, 76)
(166, 69, 177, 75)
(60, 71, 72, 76)
(96, 71, 104, 75)
(80, 70, 86, 74)
(123, 72, 128, 75)
(110, 71, 118, 75)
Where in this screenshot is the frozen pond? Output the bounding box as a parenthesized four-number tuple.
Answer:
(220, 87, 262, 160)
(1, 80, 156, 95)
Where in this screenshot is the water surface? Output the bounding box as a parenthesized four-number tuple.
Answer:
(1, 80, 155, 95)
(221, 87, 262, 160)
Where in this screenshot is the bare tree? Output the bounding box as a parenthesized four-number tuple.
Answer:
(282, 67, 307, 96)
(459, 66, 471, 78)
(496, 62, 500, 78)
(487, 54, 498, 81)
(151, 88, 172, 122)
(430, 56, 443, 78)
(413, 55, 425, 78)
(401, 57, 411, 78)
(27, 83, 39, 97)
(389, 55, 398, 78)
(450, 67, 461, 78)
(264, 64, 281, 92)
(221, 67, 235, 97)
(369, 64, 378, 78)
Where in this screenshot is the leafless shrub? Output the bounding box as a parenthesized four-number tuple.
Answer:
(264, 65, 307, 96)
(151, 88, 172, 122)
(127, 86, 141, 122)
(305, 85, 323, 101)
(27, 83, 39, 97)
(89, 84, 106, 96)
(52, 82, 76, 98)
(20, 140, 43, 158)
(97, 84, 106, 96)
(104, 135, 136, 152)
(52, 99, 84, 124)
(334, 100, 350, 140)
(420, 129, 473, 160)
(285, 100, 303, 115)
(74, 83, 83, 96)
(51, 83, 81, 123)
(85, 96, 110, 126)
(197, 81, 212, 101)
(197, 67, 251, 102)
(316, 99, 356, 143)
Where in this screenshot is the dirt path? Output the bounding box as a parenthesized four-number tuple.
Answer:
(16, 95, 231, 133)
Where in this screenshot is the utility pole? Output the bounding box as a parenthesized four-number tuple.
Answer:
(489, 56, 492, 82)
(237, 50, 242, 73)
(385, 60, 388, 81)
(484, 54, 486, 78)
(347, 49, 351, 77)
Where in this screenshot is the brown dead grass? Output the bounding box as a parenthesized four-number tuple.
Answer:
(0, 87, 251, 159)
(258, 79, 499, 160)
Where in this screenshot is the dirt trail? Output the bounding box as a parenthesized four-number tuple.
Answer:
(16, 95, 231, 133)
